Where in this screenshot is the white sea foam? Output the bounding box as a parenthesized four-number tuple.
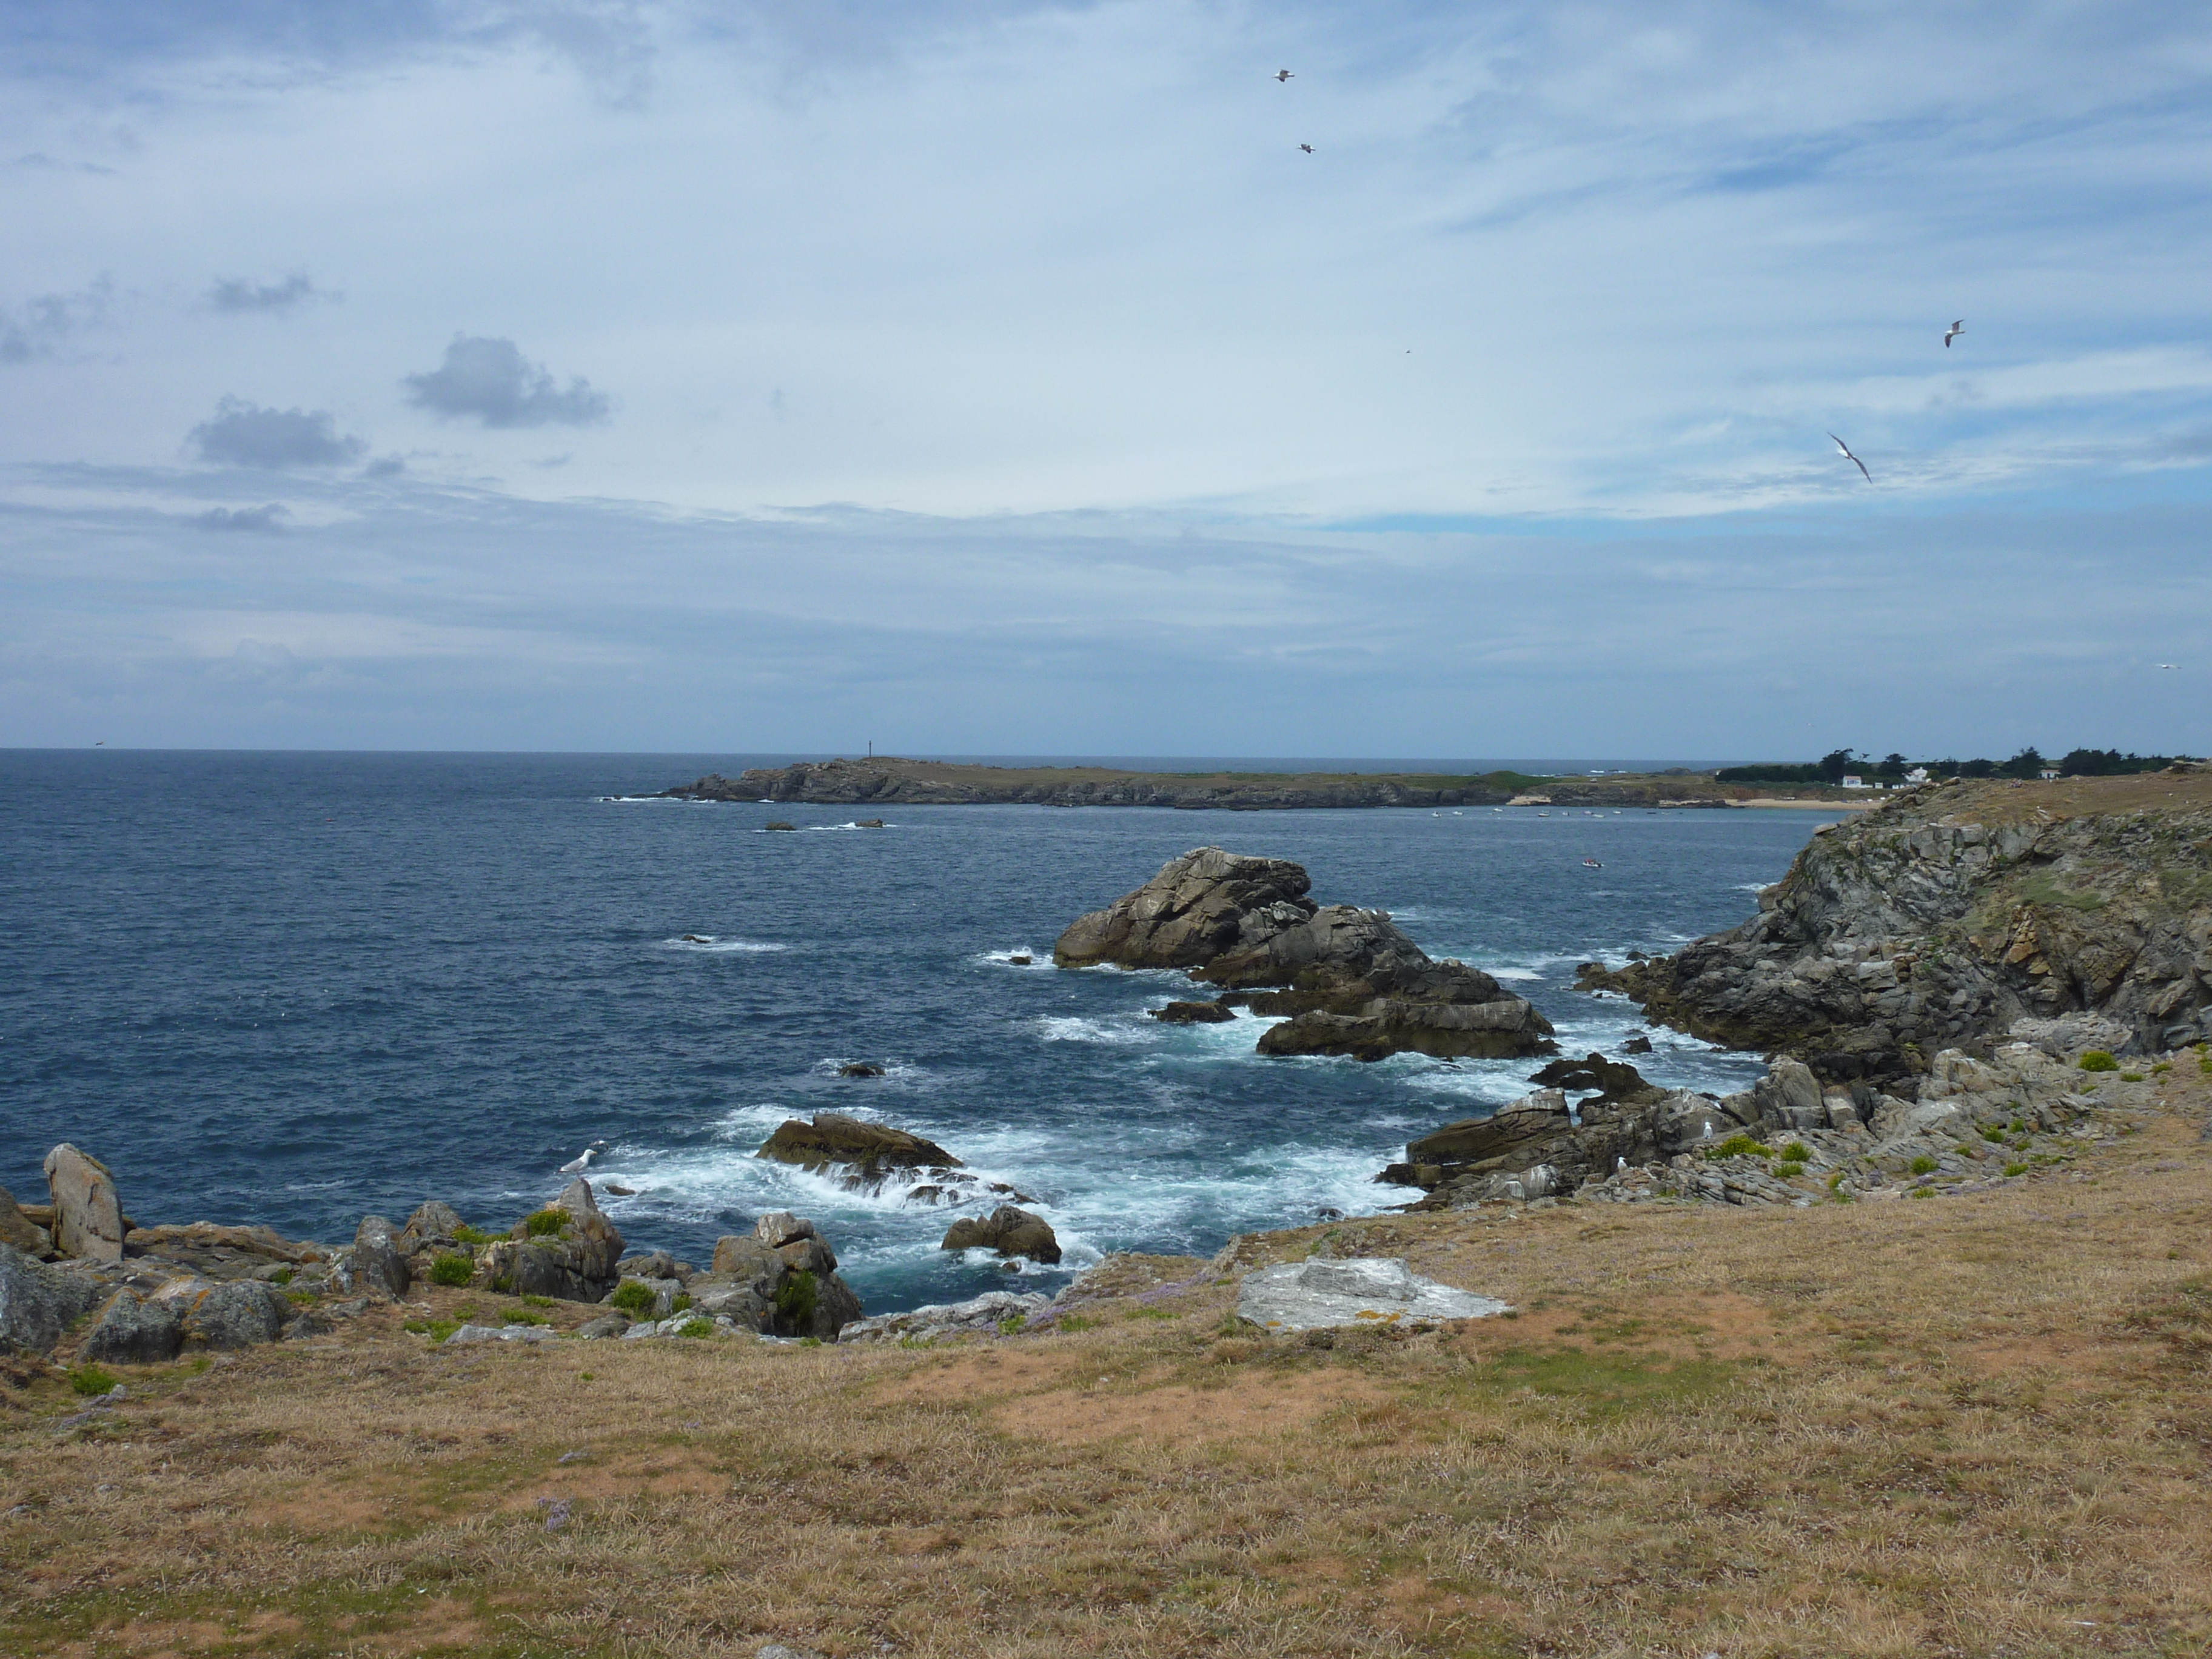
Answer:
(1484, 967, 1543, 982)
(660, 935, 791, 953)
(977, 947, 1051, 968)
(1033, 1014, 1155, 1045)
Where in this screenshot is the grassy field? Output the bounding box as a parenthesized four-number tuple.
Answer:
(5, 1074, 2210, 1658)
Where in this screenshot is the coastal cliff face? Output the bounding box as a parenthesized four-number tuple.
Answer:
(1582, 769, 2212, 1072)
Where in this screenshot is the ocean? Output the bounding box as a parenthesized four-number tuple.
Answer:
(1, 751, 1838, 1314)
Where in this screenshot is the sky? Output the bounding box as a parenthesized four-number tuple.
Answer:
(2, 0, 2210, 759)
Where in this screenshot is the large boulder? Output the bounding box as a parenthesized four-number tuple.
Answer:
(0, 1244, 104, 1355)
(43, 1144, 125, 1264)
(78, 1289, 185, 1364)
(1053, 847, 1315, 970)
(0, 1184, 50, 1258)
(840, 1289, 1051, 1343)
(756, 1114, 962, 1191)
(398, 1201, 467, 1256)
(181, 1280, 293, 1350)
(1236, 1258, 1511, 1332)
(337, 1215, 412, 1301)
(699, 1214, 862, 1339)
(940, 1205, 1061, 1264)
(1057, 849, 1554, 1061)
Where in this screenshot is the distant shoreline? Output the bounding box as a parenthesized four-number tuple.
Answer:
(657, 756, 1882, 812)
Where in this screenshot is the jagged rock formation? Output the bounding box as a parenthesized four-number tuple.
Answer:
(692, 1212, 863, 1339)
(1580, 770, 2212, 1074)
(940, 1205, 1061, 1264)
(1055, 848, 1555, 1061)
(1384, 1033, 2143, 1212)
(477, 1179, 624, 1303)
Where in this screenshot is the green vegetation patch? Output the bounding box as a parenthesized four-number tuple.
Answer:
(67, 1364, 118, 1397)
(1704, 1134, 1774, 1162)
(2077, 1051, 2120, 1073)
(2021, 874, 2106, 913)
(1909, 1155, 1940, 1176)
(774, 1269, 818, 1329)
(608, 1279, 657, 1316)
(427, 1253, 475, 1287)
(1461, 1346, 1737, 1418)
(522, 1208, 569, 1237)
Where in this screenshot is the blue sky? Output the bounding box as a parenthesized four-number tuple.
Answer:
(2, 1, 2209, 757)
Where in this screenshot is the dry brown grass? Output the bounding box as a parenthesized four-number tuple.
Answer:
(5, 1078, 2210, 1658)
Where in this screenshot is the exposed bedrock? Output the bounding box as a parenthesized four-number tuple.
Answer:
(1578, 771, 2212, 1074)
(1055, 847, 1555, 1061)
(757, 1113, 961, 1188)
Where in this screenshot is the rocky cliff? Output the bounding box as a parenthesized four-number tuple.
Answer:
(1580, 768, 2212, 1076)
(1055, 847, 1556, 1059)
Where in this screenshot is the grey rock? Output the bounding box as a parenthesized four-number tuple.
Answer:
(0, 1244, 105, 1355)
(576, 1313, 631, 1339)
(839, 1289, 1050, 1344)
(703, 1219, 862, 1339)
(616, 1250, 682, 1282)
(757, 1643, 826, 1659)
(752, 1210, 818, 1250)
(181, 1280, 292, 1350)
(446, 1322, 557, 1345)
(399, 1201, 467, 1255)
(340, 1215, 411, 1301)
(0, 1183, 52, 1258)
(78, 1289, 185, 1364)
(1236, 1258, 1510, 1333)
(478, 1189, 623, 1303)
(43, 1144, 125, 1264)
(1751, 1059, 1826, 1132)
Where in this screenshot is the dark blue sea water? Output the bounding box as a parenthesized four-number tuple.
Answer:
(1, 752, 1838, 1313)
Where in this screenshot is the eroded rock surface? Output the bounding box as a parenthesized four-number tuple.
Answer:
(1236, 1258, 1510, 1332)
(1056, 848, 1555, 1061)
(839, 1289, 1050, 1344)
(757, 1113, 961, 1189)
(940, 1205, 1061, 1263)
(44, 1144, 125, 1264)
(0, 1244, 104, 1354)
(1580, 771, 2212, 1073)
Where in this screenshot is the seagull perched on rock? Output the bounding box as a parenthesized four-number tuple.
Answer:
(1943, 319, 1965, 348)
(1299, 142, 1313, 153)
(1275, 69, 1293, 82)
(1828, 432, 1872, 483)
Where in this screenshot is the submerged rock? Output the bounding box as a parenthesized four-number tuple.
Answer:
(1151, 998, 1236, 1024)
(1236, 1258, 1510, 1332)
(836, 1062, 886, 1078)
(1056, 848, 1554, 1061)
(940, 1205, 1061, 1264)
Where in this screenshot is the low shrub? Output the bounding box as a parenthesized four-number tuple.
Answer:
(774, 1270, 818, 1329)
(675, 1316, 713, 1338)
(452, 1224, 497, 1247)
(1704, 1134, 1773, 1161)
(2120, 1071, 2145, 1082)
(1980, 1125, 2008, 1143)
(69, 1364, 118, 1397)
(2003, 1162, 2030, 1177)
(501, 1309, 549, 1326)
(1780, 1143, 1811, 1162)
(425, 1318, 461, 1343)
(428, 1253, 474, 1287)
(521, 1294, 555, 1308)
(267, 1265, 293, 1285)
(997, 1313, 1028, 1335)
(2077, 1050, 2119, 1072)
(669, 1293, 692, 1315)
(1909, 1187, 1936, 1199)
(608, 1280, 657, 1316)
(1909, 1155, 1939, 1175)
(1056, 1314, 1099, 1333)
(523, 1208, 568, 1237)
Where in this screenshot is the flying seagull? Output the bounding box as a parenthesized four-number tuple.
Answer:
(1299, 142, 1313, 153)
(2158, 663, 2179, 669)
(1828, 432, 1872, 483)
(1275, 69, 1293, 82)
(1943, 319, 1965, 348)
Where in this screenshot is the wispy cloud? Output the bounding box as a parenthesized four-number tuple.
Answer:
(0, 276, 113, 363)
(206, 272, 330, 315)
(195, 502, 289, 532)
(402, 337, 610, 429)
(188, 399, 367, 468)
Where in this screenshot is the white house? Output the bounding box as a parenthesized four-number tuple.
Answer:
(1840, 774, 1869, 789)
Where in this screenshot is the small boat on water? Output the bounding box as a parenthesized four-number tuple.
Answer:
(1581, 857, 1603, 868)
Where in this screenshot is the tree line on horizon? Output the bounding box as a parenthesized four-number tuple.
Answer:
(1714, 748, 2194, 786)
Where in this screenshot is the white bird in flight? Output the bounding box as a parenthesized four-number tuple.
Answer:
(2157, 663, 2179, 669)
(1275, 69, 1293, 82)
(1943, 319, 1965, 348)
(1828, 432, 1872, 483)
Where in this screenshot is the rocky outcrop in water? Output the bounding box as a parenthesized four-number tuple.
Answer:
(1056, 848, 1555, 1061)
(940, 1205, 1061, 1264)
(757, 1113, 961, 1188)
(1578, 771, 2212, 1074)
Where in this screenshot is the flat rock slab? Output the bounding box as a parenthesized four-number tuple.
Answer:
(1237, 1257, 1510, 1333)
